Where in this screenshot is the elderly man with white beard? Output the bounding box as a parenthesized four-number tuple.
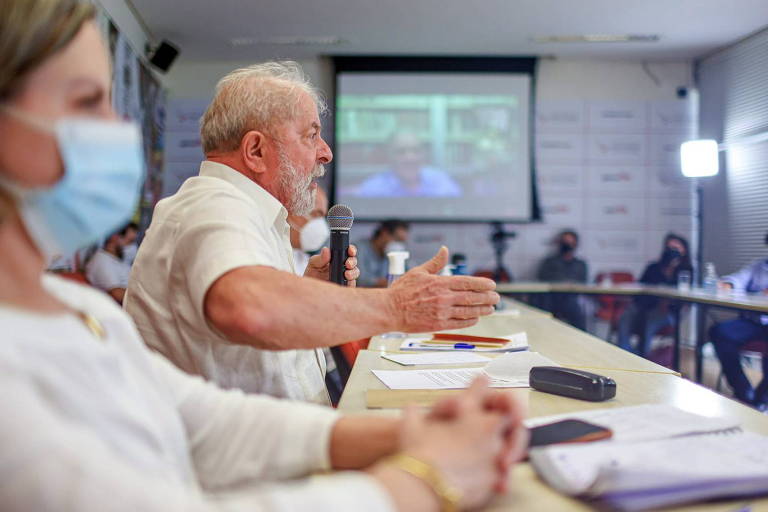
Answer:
(125, 61, 500, 405)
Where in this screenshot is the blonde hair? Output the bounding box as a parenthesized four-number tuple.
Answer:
(199, 61, 327, 154)
(0, 0, 95, 101)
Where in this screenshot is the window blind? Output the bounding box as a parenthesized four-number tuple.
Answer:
(697, 27, 768, 272)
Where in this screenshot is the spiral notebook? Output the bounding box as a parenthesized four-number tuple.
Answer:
(528, 405, 767, 511)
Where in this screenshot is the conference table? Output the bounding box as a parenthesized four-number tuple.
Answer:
(497, 282, 768, 381)
(338, 299, 768, 511)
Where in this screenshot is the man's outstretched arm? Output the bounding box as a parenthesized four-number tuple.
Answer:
(204, 247, 499, 350)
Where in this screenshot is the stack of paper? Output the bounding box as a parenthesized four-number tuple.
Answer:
(524, 404, 740, 442)
(371, 351, 557, 390)
(528, 405, 768, 511)
(399, 331, 528, 352)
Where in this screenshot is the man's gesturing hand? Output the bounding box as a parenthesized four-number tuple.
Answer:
(388, 246, 499, 332)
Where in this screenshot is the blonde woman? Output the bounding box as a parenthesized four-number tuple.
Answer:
(0, 1, 527, 511)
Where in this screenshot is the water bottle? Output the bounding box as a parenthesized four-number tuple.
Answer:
(381, 251, 410, 339)
(703, 262, 718, 293)
(386, 251, 409, 287)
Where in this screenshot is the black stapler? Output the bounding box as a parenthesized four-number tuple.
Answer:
(530, 366, 616, 402)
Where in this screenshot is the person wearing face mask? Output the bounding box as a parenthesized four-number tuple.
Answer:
(84, 221, 138, 304)
(617, 233, 693, 357)
(121, 223, 140, 265)
(0, 2, 530, 511)
(355, 219, 411, 288)
(124, 62, 500, 405)
(709, 231, 768, 407)
(536, 230, 588, 330)
(288, 187, 330, 275)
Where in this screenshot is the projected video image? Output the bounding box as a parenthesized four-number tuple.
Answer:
(335, 73, 532, 221)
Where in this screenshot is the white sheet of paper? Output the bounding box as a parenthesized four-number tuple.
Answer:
(371, 367, 528, 390)
(482, 352, 558, 380)
(381, 352, 492, 366)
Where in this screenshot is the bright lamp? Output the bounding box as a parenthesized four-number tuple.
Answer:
(680, 139, 719, 177)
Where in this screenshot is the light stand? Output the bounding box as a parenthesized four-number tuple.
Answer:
(680, 139, 719, 283)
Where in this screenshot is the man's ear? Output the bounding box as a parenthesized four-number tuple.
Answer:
(241, 130, 269, 175)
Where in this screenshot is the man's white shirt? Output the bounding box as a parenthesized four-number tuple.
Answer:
(124, 161, 329, 405)
(86, 249, 130, 292)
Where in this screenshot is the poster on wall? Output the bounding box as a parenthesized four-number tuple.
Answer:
(112, 32, 142, 123)
(50, 12, 167, 272)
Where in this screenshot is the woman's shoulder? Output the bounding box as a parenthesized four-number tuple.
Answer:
(42, 273, 126, 318)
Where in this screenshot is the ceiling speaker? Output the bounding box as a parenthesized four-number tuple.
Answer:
(149, 40, 179, 73)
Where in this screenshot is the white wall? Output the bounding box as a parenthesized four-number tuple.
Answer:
(165, 57, 334, 100)
(162, 57, 695, 281)
(94, 0, 149, 55)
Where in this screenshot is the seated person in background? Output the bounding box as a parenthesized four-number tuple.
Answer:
(536, 230, 588, 330)
(0, 4, 528, 509)
(617, 233, 693, 357)
(85, 222, 137, 304)
(710, 232, 768, 406)
(356, 219, 410, 287)
(355, 133, 462, 197)
(125, 62, 499, 405)
(288, 186, 329, 275)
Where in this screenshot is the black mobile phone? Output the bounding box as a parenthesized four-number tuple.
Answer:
(528, 419, 612, 448)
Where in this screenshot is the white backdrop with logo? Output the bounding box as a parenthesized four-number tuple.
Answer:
(163, 97, 695, 283)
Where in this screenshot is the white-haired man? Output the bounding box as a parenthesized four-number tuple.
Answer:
(124, 61, 499, 404)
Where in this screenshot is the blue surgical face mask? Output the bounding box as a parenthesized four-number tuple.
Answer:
(0, 107, 145, 260)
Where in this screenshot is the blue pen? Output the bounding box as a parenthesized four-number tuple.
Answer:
(407, 342, 475, 349)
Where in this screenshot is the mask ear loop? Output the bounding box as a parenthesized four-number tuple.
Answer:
(0, 105, 55, 134)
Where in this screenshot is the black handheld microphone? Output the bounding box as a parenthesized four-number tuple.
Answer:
(327, 204, 354, 286)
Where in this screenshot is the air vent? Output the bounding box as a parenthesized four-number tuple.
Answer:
(533, 34, 660, 43)
(230, 36, 348, 47)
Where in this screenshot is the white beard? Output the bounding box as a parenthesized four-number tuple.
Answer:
(278, 149, 324, 216)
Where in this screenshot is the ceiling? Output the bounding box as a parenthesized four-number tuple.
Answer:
(131, 0, 768, 61)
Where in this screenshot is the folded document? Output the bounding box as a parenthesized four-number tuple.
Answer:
(529, 405, 767, 511)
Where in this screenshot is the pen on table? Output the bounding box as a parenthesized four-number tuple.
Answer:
(409, 342, 479, 349)
(421, 340, 503, 348)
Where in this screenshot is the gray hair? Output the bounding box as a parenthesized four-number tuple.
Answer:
(200, 61, 326, 154)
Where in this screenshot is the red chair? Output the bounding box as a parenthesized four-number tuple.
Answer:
(339, 338, 370, 367)
(593, 272, 635, 341)
(330, 338, 371, 387)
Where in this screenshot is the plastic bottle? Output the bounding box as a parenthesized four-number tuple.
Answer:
(703, 262, 718, 293)
(386, 251, 410, 287)
(380, 251, 411, 339)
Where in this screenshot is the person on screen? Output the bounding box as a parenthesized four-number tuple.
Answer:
(709, 232, 768, 407)
(617, 233, 693, 357)
(355, 133, 462, 197)
(536, 230, 588, 330)
(356, 219, 410, 287)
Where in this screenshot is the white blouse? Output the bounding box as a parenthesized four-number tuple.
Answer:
(0, 275, 394, 512)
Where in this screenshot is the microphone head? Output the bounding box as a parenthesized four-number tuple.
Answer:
(327, 204, 354, 231)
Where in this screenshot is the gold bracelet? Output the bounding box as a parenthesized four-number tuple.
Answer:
(384, 453, 462, 512)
